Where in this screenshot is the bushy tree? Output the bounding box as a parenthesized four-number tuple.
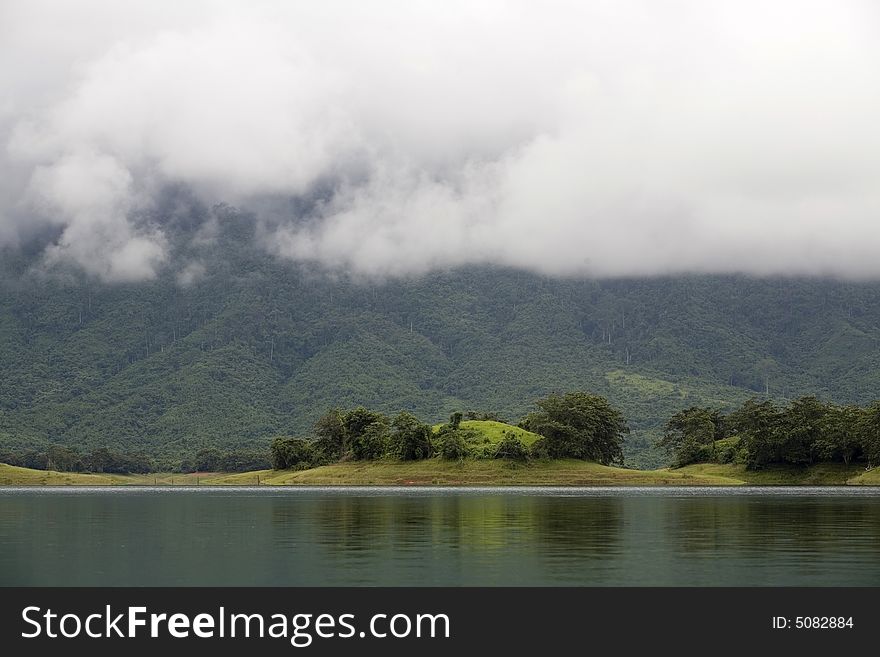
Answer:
(387, 411, 433, 460)
(46, 444, 82, 472)
(350, 422, 388, 460)
(860, 401, 880, 467)
(494, 435, 529, 462)
(191, 448, 222, 472)
(816, 404, 863, 465)
(341, 407, 389, 460)
(522, 392, 627, 465)
(270, 437, 315, 470)
(657, 406, 722, 467)
(779, 396, 828, 465)
(313, 409, 346, 462)
(435, 432, 468, 460)
(727, 398, 782, 469)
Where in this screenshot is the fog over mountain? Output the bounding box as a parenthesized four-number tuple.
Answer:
(2, 0, 880, 281)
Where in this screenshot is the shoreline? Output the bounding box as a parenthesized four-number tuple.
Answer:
(3, 459, 877, 487)
(3, 484, 880, 495)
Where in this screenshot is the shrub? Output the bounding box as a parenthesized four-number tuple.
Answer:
(494, 435, 529, 462)
(436, 432, 468, 460)
(529, 437, 551, 460)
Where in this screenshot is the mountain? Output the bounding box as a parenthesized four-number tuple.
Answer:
(3, 203, 880, 468)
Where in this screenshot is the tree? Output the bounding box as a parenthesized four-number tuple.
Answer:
(191, 448, 222, 472)
(657, 407, 721, 467)
(350, 422, 388, 460)
(778, 396, 828, 465)
(313, 409, 346, 461)
(46, 444, 81, 472)
(816, 404, 863, 465)
(860, 401, 880, 468)
(727, 398, 782, 469)
(343, 407, 389, 460)
(388, 411, 433, 461)
(270, 437, 314, 470)
(522, 392, 627, 465)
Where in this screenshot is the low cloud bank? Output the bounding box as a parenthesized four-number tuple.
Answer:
(2, 1, 879, 281)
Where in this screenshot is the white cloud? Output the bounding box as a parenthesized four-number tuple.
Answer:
(176, 260, 206, 288)
(2, 0, 880, 279)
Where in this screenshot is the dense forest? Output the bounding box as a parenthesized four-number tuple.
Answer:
(3, 199, 880, 468)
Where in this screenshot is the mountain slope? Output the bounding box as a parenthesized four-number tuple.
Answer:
(3, 209, 880, 467)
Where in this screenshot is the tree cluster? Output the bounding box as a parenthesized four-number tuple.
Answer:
(269, 392, 629, 471)
(659, 397, 880, 470)
(0, 444, 153, 474)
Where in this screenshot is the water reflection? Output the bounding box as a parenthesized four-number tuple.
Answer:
(2, 490, 880, 586)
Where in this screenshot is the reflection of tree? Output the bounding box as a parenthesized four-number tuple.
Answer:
(532, 497, 623, 557)
(664, 497, 880, 562)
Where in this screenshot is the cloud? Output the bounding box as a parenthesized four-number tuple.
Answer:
(2, 0, 880, 280)
(176, 260, 206, 288)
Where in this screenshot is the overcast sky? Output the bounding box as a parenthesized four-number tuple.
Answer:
(2, 0, 879, 281)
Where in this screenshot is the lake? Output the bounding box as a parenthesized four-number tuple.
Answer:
(1, 486, 879, 586)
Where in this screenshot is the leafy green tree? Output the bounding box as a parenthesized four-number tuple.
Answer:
(350, 422, 389, 460)
(270, 437, 314, 470)
(728, 398, 782, 469)
(657, 406, 721, 467)
(312, 409, 346, 461)
(387, 411, 433, 461)
(815, 404, 863, 465)
(778, 396, 828, 465)
(338, 407, 389, 460)
(522, 392, 627, 465)
(860, 401, 880, 468)
(192, 448, 222, 472)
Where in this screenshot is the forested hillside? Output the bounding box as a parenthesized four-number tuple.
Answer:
(3, 203, 880, 468)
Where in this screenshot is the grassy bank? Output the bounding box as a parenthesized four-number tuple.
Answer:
(673, 462, 878, 486)
(0, 463, 222, 486)
(208, 459, 738, 486)
(4, 459, 879, 487)
(0, 459, 753, 487)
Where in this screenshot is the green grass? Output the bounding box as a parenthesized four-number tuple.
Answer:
(843, 467, 880, 486)
(208, 459, 738, 486)
(0, 463, 228, 486)
(431, 420, 542, 447)
(605, 369, 683, 398)
(673, 462, 867, 486)
(5, 457, 879, 487)
(0, 463, 117, 485)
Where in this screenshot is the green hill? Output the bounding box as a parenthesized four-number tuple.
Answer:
(432, 420, 542, 448)
(4, 204, 880, 468)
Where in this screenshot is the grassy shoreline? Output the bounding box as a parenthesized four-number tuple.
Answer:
(2, 460, 878, 487)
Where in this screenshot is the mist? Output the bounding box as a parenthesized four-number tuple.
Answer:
(2, 0, 880, 281)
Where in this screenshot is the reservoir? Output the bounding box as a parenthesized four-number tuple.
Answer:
(1, 486, 879, 586)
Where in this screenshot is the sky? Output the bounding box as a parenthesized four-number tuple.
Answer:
(1, 0, 879, 282)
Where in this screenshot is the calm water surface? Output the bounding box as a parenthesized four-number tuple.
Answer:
(1, 486, 879, 586)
